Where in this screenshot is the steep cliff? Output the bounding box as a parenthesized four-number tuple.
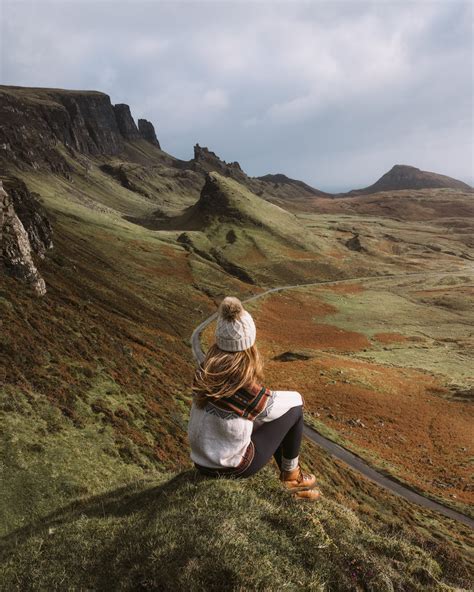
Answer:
(0, 86, 162, 173)
(0, 85, 330, 207)
(0, 176, 52, 295)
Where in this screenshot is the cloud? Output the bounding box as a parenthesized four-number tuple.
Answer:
(0, 0, 472, 190)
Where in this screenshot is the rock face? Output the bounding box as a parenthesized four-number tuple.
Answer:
(138, 119, 161, 147)
(345, 164, 472, 196)
(113, 103, 140, 140)
(0, 177, 52, 295)
(0, 85, 162, 173)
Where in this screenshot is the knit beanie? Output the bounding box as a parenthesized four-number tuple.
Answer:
(215, 296, 256, 352)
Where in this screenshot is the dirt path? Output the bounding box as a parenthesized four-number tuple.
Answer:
(190, 269, 474, 529)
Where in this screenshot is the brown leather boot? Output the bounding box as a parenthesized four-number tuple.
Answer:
(291, 488, 321, 501)
(280, 465, 317, 491)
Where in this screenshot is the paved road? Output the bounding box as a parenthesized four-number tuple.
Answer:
(190, 270, 474, 529)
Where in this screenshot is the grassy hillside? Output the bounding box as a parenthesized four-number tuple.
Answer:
(0, 162, 257, 536)
(1, 463, 471, 592)
(133, 171, 347, 286)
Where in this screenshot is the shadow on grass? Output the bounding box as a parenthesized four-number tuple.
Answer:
(0, 469, 207, 549)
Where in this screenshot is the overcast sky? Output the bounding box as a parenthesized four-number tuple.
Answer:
(1, 0, 472, 191)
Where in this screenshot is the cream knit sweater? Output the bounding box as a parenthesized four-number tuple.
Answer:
(187, 390, 303, 469)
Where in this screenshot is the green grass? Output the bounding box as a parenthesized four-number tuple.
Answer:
(297, 279, 474, 388)
(1, 467, 467, 592)
(0, 386, 152, 536)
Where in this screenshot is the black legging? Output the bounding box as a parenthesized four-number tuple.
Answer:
(237, 404, 304, 478)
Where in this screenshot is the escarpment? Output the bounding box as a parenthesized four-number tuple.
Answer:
(0, 86, 162, 173)
(113, 103, 141, 140)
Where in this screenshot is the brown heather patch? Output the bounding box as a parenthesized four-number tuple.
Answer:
(325, 248, 347, 260)
(127, 239, 156, 253)
(373, 332, 409, 344)
(234, 245, 269, 265)
(201, 322, 215, 350)
(254, 292, 370, 353)
(281, 246, 316, 260)
(141, 247, 192, 282)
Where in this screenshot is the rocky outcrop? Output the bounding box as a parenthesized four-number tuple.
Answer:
(99, 163, 150, 197)
(192, 144, 247, 182)
(54, 91, 124, 155)
(4, 177, 53, 256)
(0, 177, 52, 295)
(113, 103, 140, 140)
(344, 164, 472, 196)
(138, 119, 161, 147)
(0, 87, 74, 174)
(345, 233, 366, 253)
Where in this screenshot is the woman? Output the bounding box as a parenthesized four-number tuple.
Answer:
(187, 296, 321, 501)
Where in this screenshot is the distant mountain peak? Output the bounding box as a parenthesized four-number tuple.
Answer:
(344, 164, 472, 196)
(256, 173, 331, 197)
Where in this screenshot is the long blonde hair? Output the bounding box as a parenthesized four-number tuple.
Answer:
(192, 342, 264, 408)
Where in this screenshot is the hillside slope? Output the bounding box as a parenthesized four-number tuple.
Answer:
(1, 465, 471, 592)
(131, 171, 344, 286)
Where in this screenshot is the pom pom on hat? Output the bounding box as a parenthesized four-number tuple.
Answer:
(218, 296, 244, 321)
(215, 296, 256, 352)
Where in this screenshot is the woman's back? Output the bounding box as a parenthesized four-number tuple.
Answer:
(188, 296, 320, 500)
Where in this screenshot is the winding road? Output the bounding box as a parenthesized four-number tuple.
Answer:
(190, 270, 474, 529)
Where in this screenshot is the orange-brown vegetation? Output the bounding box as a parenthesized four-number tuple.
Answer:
(317, 282, 365, 294)
(265, 353, 473, 505)
(238, 290, 474, 508)
(0, 224, 206, 470)
(254, 292, 370, 353)
(292, 188, 474, 222)
(373, 332, 409, 344)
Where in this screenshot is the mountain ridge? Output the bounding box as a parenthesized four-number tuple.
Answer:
(1, 84, 471, 204)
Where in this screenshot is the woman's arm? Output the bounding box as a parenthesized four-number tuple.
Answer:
(253, 390, 304, 427)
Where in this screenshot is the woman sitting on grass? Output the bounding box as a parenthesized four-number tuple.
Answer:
(187, 296, 321, 501)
